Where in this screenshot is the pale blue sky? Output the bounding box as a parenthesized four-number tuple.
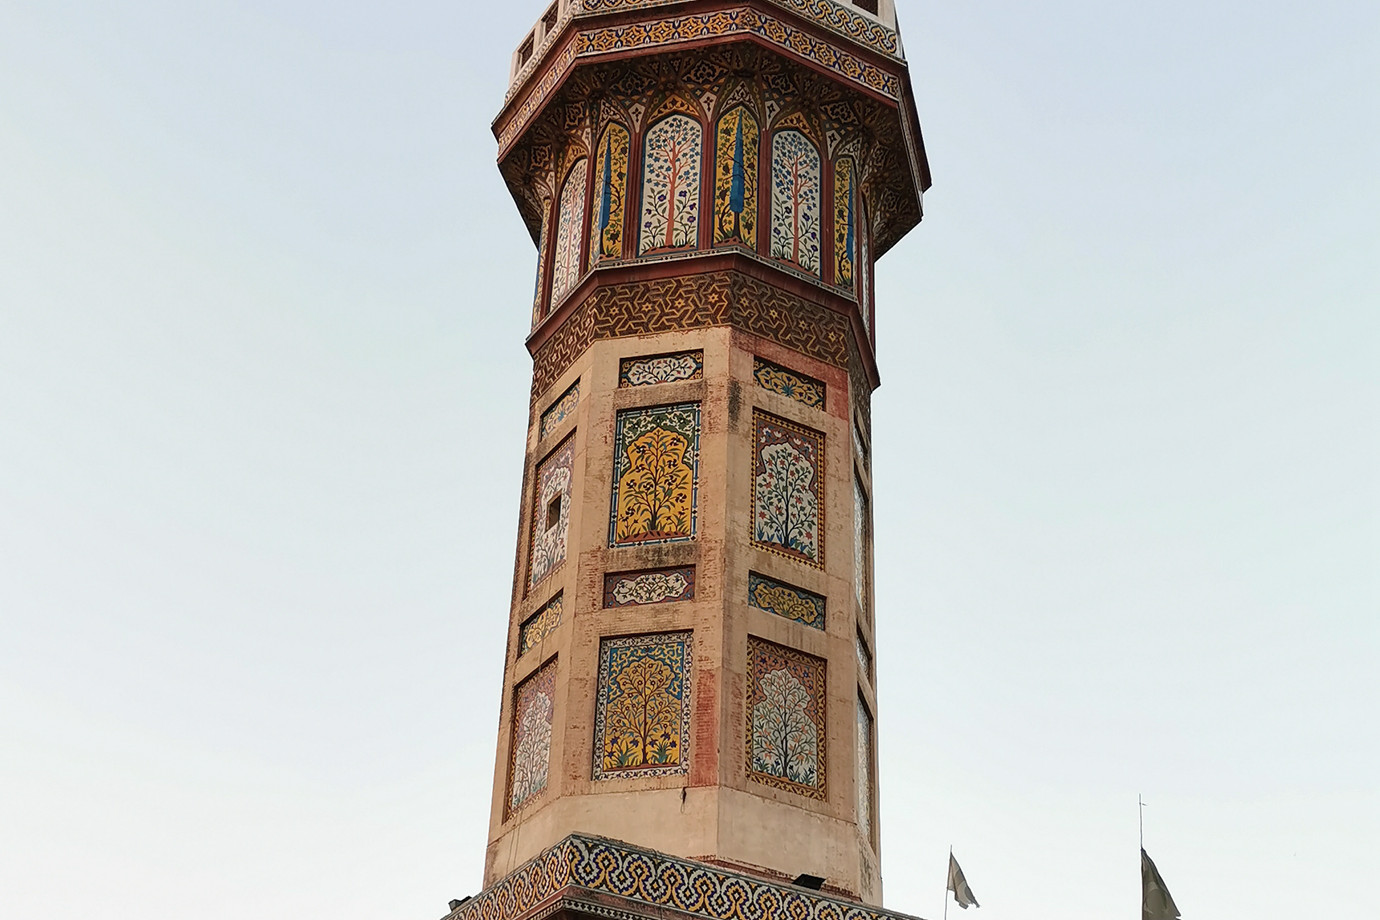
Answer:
(1, 2, 1375, 919)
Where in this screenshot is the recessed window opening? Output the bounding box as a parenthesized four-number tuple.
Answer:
(546, 496, 562, 530)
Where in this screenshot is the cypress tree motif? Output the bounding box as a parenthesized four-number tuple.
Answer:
(599, 133, 613, 238)
(844, 174, 855, 277)
(729, 111, 746, 236)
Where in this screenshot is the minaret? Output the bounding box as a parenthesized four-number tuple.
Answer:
(468, 0, 930, 913)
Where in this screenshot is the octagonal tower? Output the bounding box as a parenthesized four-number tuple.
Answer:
(478, 0, 929, 909)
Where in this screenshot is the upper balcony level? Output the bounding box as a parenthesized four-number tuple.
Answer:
(506, 0, 903, 98)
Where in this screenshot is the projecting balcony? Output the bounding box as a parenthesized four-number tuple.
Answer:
(506, 0, 903, 98)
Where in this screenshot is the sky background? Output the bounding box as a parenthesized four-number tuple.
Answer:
(1, 1, 1376, 918)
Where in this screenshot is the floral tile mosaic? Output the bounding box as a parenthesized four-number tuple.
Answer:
(604, 567, 695, 608)
(751, 410, 824, 567)
(594, 632, 692, 779)
(748, 572, 825, 631)
(589, 123, 630, 266)
(639, 114, 701, 255)
(619, 351, 704, 388)
(538, 380, 580, 440)
(610, 403, 699, 547)
(529, 435, 576, 589)
(855, 630, 873, 684)
(551, 160, 588, 303)
(754, 356, 826, 410)
(853, 475, 868, 606)
(769, 129, 822, 276)
(856, 695, 874, 839)
(713, 106, 759, 248)
(746, 637, 827, 800)
(518, 593, 563, 657)
(834, 155, 857, 289)
(507, 658, 557, 815)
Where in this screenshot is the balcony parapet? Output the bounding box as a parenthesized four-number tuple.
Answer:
(506, 0, 903, 102)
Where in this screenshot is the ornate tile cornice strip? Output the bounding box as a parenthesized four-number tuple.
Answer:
(497, 8, 901, 152)
(578, 0, 900, 58)
(445, 835, 927, 920)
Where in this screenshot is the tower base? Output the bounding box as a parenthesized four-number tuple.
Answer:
(441, 835, 926, 920)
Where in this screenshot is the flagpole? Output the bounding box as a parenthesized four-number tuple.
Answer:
(1139, 794, 1145, 850)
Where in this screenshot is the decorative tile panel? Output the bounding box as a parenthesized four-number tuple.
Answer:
(852, 418, 868, 468)
(770, 130, 822, 276)
(748, 572, 825, 631)
(518, 593, 564, 657)
(855, 630, 872, 684)
(834, 156, 856, 288)
(594, 632, 693, 779)
(531, 200, 551, 329)
(551, 160, 589, 303)
(539, 380, 580, 440)
(589, 123, 630, 266)
(610, 403, 699, 547)
(713, 106, 759, 248)
(639, 114, 702, 255)
(619, 351, 704, 388)
(754, 356, 826, 410)
(604, 567, 695, 608)
(507, 658, 557, 814)
(529, 435, 576, 589)
(853, 475, 868, 605)
(746, 637, 827, 799)
(856, 695, 874, 839)
(445, 834, 931, 920)
(751, 410, 825, 567)
(576, 0, 902, 59)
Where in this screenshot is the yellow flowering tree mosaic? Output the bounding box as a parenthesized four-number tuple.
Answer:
(594, 632, 693, 779)
(609, 403, 699, 546)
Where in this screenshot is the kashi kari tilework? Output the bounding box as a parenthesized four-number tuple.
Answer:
(529, 435, 576, 589)
(746, 637, 827, 799)
(594, 632, 693, 779)
(604, 567, 695, 608)
(834, 156, 857, 289)
(507, 658, 557, 814)
(518, 593, 563, 657)
(610, 403, 699, 547)
(713, 106, 759, 248)
(531, 202, 550, 329)
(856, 695, 875, 839)
(753, 356, 826, 410)
(770, 130, 822, 276)
(751, 410, 825, 566)
(639, 114, 702, 255)
(589, 122, 630, 266)
(551, 159, 588, 303)
(853, 475, 868, 605)
(445, 834, 930, 920)
(748, 572, 825, 630)
(856, 631, 874, 687)
(539, 379, 580, 440)
(619, 351, 704, 388)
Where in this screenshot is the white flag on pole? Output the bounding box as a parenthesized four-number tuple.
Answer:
(947, 853, 980, 909)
